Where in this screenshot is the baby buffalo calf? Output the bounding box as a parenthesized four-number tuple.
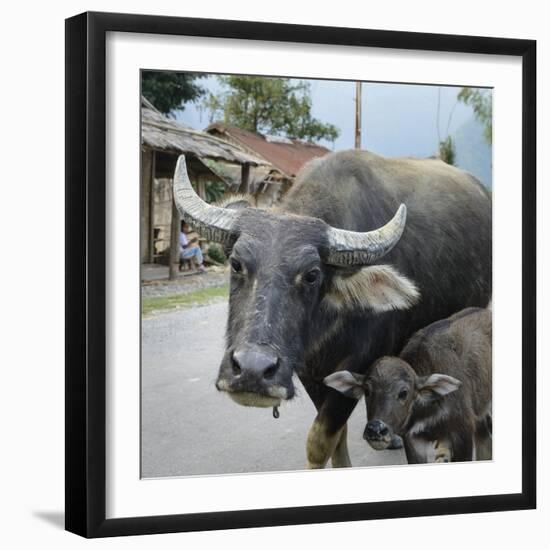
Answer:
(324, 308, 492, 464)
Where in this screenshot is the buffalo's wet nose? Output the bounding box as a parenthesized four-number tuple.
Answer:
(365, 420, 389, 439)
(232, 346, 280, 380)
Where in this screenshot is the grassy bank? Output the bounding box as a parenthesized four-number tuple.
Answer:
(142, 284, 229, 317)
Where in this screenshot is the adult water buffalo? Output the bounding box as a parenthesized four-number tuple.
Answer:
(173, 149, 492, 469)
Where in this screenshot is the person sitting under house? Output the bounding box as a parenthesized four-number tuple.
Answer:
(179, 222, 207, 273)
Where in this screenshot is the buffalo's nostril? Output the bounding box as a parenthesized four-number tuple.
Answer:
(379, 425, 389, 436)
(263, 362, 279, 380)
(230, 352, 242, 375)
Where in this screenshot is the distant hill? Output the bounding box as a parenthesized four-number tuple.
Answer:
(453, 117, 492, 189)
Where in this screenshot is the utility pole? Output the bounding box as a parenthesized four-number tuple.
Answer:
(355, 81, 362, 149)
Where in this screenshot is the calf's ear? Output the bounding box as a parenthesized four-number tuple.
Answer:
(418, 374, 461, 400)
(323, 371, 365, 400)
(325, 265, 420, 313)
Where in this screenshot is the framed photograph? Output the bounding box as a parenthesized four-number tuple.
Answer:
(65, 11, 536, 538)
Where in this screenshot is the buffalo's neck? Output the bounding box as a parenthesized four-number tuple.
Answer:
(303, 307, 408, 381)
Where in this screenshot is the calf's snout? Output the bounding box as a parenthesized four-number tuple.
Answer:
(365, 419, 390, 440)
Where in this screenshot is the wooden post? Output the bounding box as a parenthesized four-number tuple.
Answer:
(140, 148, 154, 263)
(240, 163, 250, 194)
(168, 198, 180, 281)
(148, 151, 156, 263)
(355, 81, 362, 149)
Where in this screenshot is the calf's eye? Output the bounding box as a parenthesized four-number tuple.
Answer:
(398, 389, 408, 400)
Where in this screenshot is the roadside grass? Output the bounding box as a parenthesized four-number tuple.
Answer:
(142, 284, 229, 317)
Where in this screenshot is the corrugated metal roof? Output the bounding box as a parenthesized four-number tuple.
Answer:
(206, 123, 331, 178)
(141, 98, 267, 166)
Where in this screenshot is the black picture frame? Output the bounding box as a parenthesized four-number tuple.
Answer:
(65, 11, 536, 538)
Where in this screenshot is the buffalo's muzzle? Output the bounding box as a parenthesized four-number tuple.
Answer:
(215, 344, 294, 407)
(231, 346, 280, 380)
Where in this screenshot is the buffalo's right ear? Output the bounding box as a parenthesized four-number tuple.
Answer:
(217, 194, 253, 210)
(324, 265, 420, 313)
(323, 371, 365, 400)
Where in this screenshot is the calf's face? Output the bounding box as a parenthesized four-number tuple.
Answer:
(324, 357, 461, 450)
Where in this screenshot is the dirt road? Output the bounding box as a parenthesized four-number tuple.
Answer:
(141, 300, 406, 478)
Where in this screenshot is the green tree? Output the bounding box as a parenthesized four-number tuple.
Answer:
(435, 87, 457, 165)
(458, 88, 493, 144)
(205, 181, 226, 204)
(204, 76, 340, 143)
(142, 71, 205, 115)
(438, 136, 456, 166)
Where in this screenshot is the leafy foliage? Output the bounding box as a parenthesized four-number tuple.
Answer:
(438, 136, 456, 165)
(142, 71, 206, 115)
(207, 244, 227, 265)
(205, 181, 227, 204)
(203, 76, 340, 143)
(458, 88, 493, 144)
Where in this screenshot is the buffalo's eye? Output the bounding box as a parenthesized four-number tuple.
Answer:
(397, 389, 408, 401)
(303, 268, 321, 285)
(230, 258, 243, 273)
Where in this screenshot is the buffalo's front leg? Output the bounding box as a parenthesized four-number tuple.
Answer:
(306, 392, 357, 469)
(331, 423, 351, 468)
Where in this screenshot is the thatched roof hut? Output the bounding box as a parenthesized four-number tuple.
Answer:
(140, 97, 269, 274)
(141, 98, 266, 167)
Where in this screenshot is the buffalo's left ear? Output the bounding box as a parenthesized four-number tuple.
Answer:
(418, 374, 461, 401)
(215, 195, 253, 255)
(325, 265, 420, 312)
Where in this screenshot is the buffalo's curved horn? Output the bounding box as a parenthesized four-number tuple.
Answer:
(325, 204, 407, 266)
(173, 155, 238, 244)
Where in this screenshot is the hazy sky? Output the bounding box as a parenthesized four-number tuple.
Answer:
(175, 75, 481, 158)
